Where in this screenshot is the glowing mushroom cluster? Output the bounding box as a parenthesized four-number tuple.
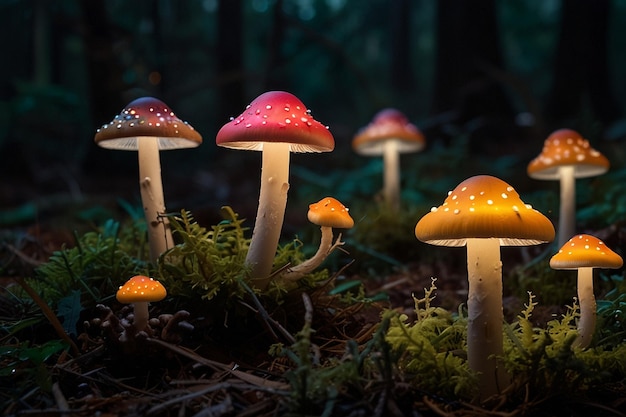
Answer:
(528, 129, 609, 247)
(416, 175, 555, 399)
(550, 234, 623, 348)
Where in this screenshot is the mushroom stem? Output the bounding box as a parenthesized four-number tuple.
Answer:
(132, 301, 149, 331)
(574, 267, 596, 348)
(558, 165, 576, 247)
(466, 238, 509, 400)
(281, 227, 343, 281)
(138, 137, 173, 263)
(246, 141, 291, 289)
(382, 139, 400, 211)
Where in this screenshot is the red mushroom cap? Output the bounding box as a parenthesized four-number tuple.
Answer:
(94, 97, 202, 150)
(216, 91, 334, 153)
(527, 128, 609, 179)
(352, 108, 425, 155)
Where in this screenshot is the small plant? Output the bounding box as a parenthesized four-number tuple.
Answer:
(29, 218, 149, 307)
(158, 207, 251, 302)
(386, 278, 476, 399)
(271, 294, 394, 416)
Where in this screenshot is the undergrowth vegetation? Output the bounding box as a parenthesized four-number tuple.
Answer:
(1, 201, 625, 415)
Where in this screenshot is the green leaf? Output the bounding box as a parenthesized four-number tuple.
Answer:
(56, 290, 82, 336)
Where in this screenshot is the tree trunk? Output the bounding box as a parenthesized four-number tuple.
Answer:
(546, 0, 620, 125)
(217, 0, 245, 120)
(390, 0, 414, 93)
(79, 0, 126, 126)
(431, 0, 513, 118)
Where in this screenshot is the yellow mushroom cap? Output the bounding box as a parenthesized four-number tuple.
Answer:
(307, 197, 354, 229)
(527, 129, 609, 180)
(415, 175, 555, 247)
(550, 234, 623, 270)
(116, 275, 167, 303)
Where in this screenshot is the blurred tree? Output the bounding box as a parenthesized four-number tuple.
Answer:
(545, 0, 620, 127)
(78, 0, 127, 127)
(390, 0, 414, 94)
(430, 0, 516, 151)
(217, 0, 245, 121)
(264, 0, 287, 91)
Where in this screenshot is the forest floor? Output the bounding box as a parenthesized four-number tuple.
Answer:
(2, 165, 626, 417)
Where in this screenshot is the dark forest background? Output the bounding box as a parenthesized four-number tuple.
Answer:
(2, 0, 626, 231)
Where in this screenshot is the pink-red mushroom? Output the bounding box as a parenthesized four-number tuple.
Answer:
(216, 91, 335, 290)
(352, 109, 425, 211)
(95, 97, 202, 263)
(415, 175, 555, 400)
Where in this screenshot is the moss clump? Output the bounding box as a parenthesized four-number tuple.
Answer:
(386, 278, 476, 399)
(386, 280, 626, 409)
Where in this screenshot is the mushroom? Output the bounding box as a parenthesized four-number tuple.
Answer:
(527, 129, 609, 247)
(216, 91, 335, 290)
(352, 108, 425, 211)
(280, 197, 354, 282)
(549, 234, 623, 348)
(95, 97, 203, 263)
(116, 275, 167, 332)
(415, 175, 555, 400)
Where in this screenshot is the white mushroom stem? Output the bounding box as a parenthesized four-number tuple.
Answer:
(246, 141, 291, 290)
(131, 301, 149, 331)
(574, 267, 596, 349)
(280, 228, 345, 282)
(138, 137, 173, 263)
(466, 238, 509, 400)
(382, 140, 401, 212)
(558, 165, 576, 248)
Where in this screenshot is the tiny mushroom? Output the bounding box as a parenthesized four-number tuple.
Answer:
(116, 275, 167, 332)
(550, 234, 623, 348)
(352, 108, 425, 211)
(527, 129, 609, 247)
(95, 97, 203, 263)
(280, 197, 354, 282)
(216, 91, 335, 290)
(415, 175, 555, 400)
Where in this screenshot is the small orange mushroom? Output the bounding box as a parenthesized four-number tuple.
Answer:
(280, 197, 354, 282)
(550, 234, 623, 348)
(116, 275, 167, 332)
